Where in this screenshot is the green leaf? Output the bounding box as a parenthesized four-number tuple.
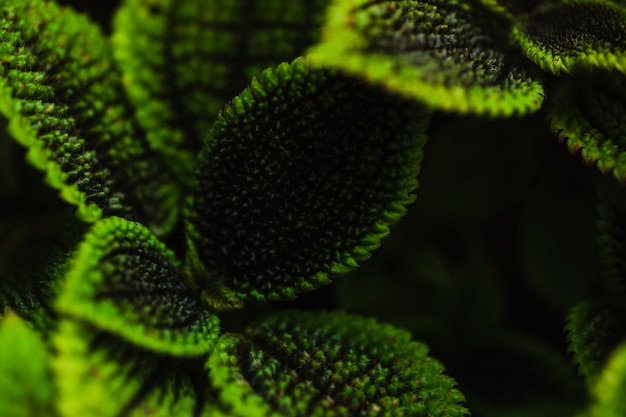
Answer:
(565, 301, 626, 384)
(546, 72, 626, 182)
(112, 0, 329, 176)
(53, 319, 226, 417)
(478, 0, 545, 18)
(56, 216, 220, 356)
(583, 342, 626, 417)
(0, 313, 56, 417)
(0, 0, 179, 235)
(512, 0, 626, 75)
(207, 310, 469, 417)
(185, 58, 430, 308)
(308, 0, 545, 116)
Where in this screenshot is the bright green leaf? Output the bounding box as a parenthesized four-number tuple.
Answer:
(583, 342, 626, 417)
(53, 319, 225, 417)
(185, 58, 429, 308)
(207, 310, 469, 417)
(0, 313, 56, 417)
(308, 0, 545, 116)
(56, 216, 220, 356)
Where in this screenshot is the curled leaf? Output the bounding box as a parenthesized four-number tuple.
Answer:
(113, 0, 329, 174)
(207, 310, 469, 417)
(185, 58, 429, 308)
(512, 0, 626, 75)
(57, 217, 219, 356)
(546, 72, 626, 182)
(53, 319, 224, 417)
(0, 0, 179, 234)
(308, 0, 545, 116)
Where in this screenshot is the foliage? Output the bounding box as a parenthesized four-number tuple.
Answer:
(3, 0, 626, 416)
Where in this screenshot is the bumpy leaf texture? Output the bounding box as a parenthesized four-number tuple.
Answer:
(308, 0, 545, 116)
(53, 319, 226, 417)
(565, 301, 626, 383)
(208, 310, 469, 417)
(547, 72, 626, 182)
(512, 0, 626, 74)
(56, 217, 220, 356)
(0, 0, 178, 235)
(113, 0, 329, 180)
(185, 58, 429, 308)
(0, 314, 55, 417)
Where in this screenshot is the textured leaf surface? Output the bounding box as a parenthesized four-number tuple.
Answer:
(0, 0, 179, 234)
(56, 216, 219, 356)
(53, 319, 225, 417)
(208, 310, 469, 417)
(185, 58, 429, 308)
(113, 0, 329, 174)
(512, 0, 626, 74)
(0, 313, 55, 417)
(565, 301, 626, 383)
(308, 0, 544, 116)
(547, 72, 626, 182)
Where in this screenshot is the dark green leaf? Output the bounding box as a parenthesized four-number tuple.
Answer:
(479, 0, 546, 18)
(56, 216, 219, 356)
(547, 72, 626, 182)
(0, 0, 179, 235)
(565, 301, 626, 383)
(207, 310, 469, 417)
(308, 0, 545, 116)
(185, 58, 429, 308)
(53, 319, 224, 417)
(0, 313, 56, 417)
(512, 0, 626, 75)
(112, 0, 329, 173)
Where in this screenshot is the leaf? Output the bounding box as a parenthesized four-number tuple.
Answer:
(308, 0, 545, 116)
(53, 319, 227, 417)
(512, 0, 626, 75)
(584, 342, 626, 417)
(207, 310, 469, 417)
(0, 0, 179, 235)
(112, 0, 330, 176)
(478, 0, 546, 18)
(184, 58, 430, 308)
(0, 313, 56, 417)
(546, 71, 626, 182)
(565, 301, 626, 384)
(56, 216, 220, 356)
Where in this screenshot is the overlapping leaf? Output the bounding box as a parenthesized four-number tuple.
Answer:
(546, 72, 626, 182)
(0, 0, 179, 234)
(56, 216, 219, 356)
(0, 314, 55, 417)
(185, 58, 429, 308)
(308, 0, 545, 116)
(479, 0, 546, 18)
(112, 0, 329, 179)
(53, 319, 226, 417)
(512, 0, 626, 74)
(207, 310, 469, 417)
